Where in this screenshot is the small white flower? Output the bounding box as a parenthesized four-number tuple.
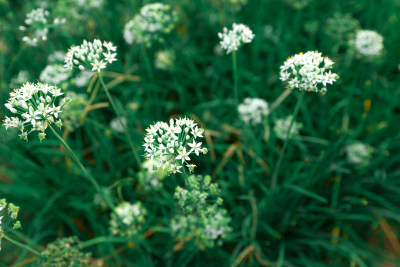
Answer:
(355, 30, 383, 56)
(64, 39, 117, 72)
(238, 98, 269, 125)
(279, 51, 338, 94)
(218, 23, 254, 54)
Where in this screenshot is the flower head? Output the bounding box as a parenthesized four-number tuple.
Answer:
(143, 117, 207, 174)
(123, 3, 178, 47)
(40, 236, 91, 266)
(238, 97, 269, 125)
(155, 49, 176, 70)
(110, 202, 147, 237)
(64, 39, 117, 72)
(355, 30, 383, 56)
(279, 51, 338, 94)
(273, 115, 303, 140)
(171, 175, 232, 249)
(345, 142, 374, 167)
(20, 8, 66, 46)
(0, 199, 22, 251)
(218, 23, 254, 54)
(2, 83, 70, 141)
(40, 64, 70, 85)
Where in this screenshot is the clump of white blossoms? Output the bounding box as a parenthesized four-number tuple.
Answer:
(74, 71, 94, 88)
(19, 8, 66, 46)
(143, 117, 208, 174)
(10, 71, 31, 88)
(137, 159, 168, 192)
(345, 142, 373, 167)
(110, 117, 127, 133)
(60, 92, 88, 132)
(355, 30, 384, 56)
(2, 83, 70, 141)
(64, 39, 117, 72)
(123, 3, 178, 47)
(273, 115, 303, 140)
(155, 50, 176, 70)
(74, 0, 103, 8)
(110, 202, 147, 237)
(238, 97, 269, 125)
(0, 199, 22, 251)
(279, 51, 339, 94)
(218, 23, 255, 54)
(40, 64, 70, 85)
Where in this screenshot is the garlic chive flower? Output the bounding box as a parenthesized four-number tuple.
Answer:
(123, 3, 178, 47)
(10, 71, 31, 88)
(273, 115, 303, 140)
(60, 92, 88, 132)
(3, 83, 70, 141)
(218, 23, 255, 54)
(137, 160, 168, 192)
(110, 202, 147, 237)
(64, 39, 117, 72)
(171, 175, 232, 248)
(345, 142, 374, 167)
(40, 236, 91, 266)
(143, 117, 208, 174)
(19, 8, 66, 46)
(279, 51, 338, 94)
(0, 199, 22, 251)
(40, 64, 70, 85)
(155, 49, 176, 70)
(355, 30, 383, 56)
(238, 97, 269, 125)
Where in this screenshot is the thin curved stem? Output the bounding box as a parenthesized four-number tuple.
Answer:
(232, 51, 239, 106)
(48, 124, 115, 210)
(97, 73, 142, 169)
(3, 234, 44, 259)
(270, 91, 305, 192)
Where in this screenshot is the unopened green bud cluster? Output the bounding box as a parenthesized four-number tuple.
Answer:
(0, 199, 22, 251)
(171, 175, 232, 249)
(40, 236, 91, 267)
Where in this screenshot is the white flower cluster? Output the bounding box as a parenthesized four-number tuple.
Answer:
(155, 50, 176, 70)
(279, 51, 338, 94)
(238, 97, 269, 124)
(355, 30, 383, 56)
(75, 71, 94, 88)
(110, 117, 127, 133)
(10, 71, 30, 88)
(273, 115, 303, 140)
(40, 64, 70, 85)
(19, 8, 66, 46)
(123, 3, 178, 47)
(345, 142, 373, 167)
(74, 0, 104, 8)
(143, 117, 208, 174)
(218, 23, 255, 54)
(110, 202, 147, 237)
(3, 83, 70, 141)
(64, 39, 117, 72)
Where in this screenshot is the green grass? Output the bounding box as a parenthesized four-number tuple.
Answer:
(1, 0, 400, 266)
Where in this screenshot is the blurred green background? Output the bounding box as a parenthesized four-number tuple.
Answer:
(1, 0, 400, 266)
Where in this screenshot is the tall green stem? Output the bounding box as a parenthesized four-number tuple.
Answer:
(97, 73, 142, 169)
(270, 91, 305, 192)
(3, 234, 44, 259)
(232, 51, 239, 106)
(48, 124, 115, 210)
(140, 45, 154, 80)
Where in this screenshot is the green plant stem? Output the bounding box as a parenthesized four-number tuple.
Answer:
(3, 234, 44, 259)
(232, 51, 239, 106)
(270, 91, 305, 192)
(48, 124, 115, 210)
(140, 45, 154, 80)
(79, 236, 130, 249)
(97, 73, 142, 169)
